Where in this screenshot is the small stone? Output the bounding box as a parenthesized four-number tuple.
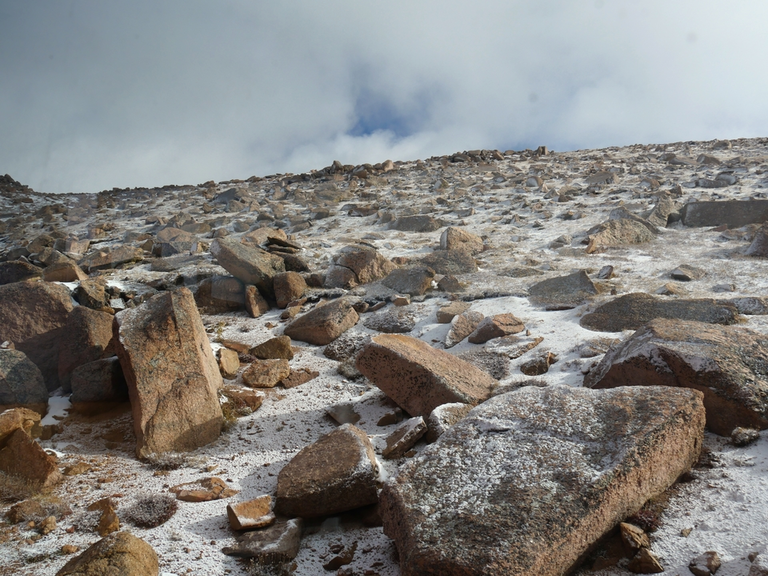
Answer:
(436, 301, 471, 323)
(382, 417, 427, 460)
(39, 515, 56, 535)
(61, 544, 79, 555)
(281, 368, 319, 389)
(244, 284, 270, 318)
(732, 427, 760, 447)
(392, 294, 411, 306)
(671, 264, 706, 281)
(627, 548, 664, 573)
(218, 348, 240, 380)
(619, 522, 650, 556)
(227, 495, 275, 531)
(467, 313, 525, 344)
(222, 518, 303, 563)
(520, 352, 557, 376)
(327, 402, 361, 425)
(445, 311, 484, 348)
(323, 541, 357, 571)
(689, 551, 722, 576)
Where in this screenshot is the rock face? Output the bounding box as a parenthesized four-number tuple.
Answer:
(355, 334, 497, 417)
(114, 288, 224, 457)
(0, 349, 48, 414)
(70, 357, 128, 404)
(284, 299, 359, 345)
(55, 531, 159, 576)
(528, 270, 598, 310)
(58, 306, 115, 392)
(210, 237, 285, 299)
(585, 319, 768, 435)
(580, 293, 739, 332)
(380, 385, 705, 576)
(680, 199, 768, 228)
(275, 424, 379, 518)
(0, 281, 74, 390)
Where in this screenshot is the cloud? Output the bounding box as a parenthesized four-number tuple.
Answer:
(1, 1, 767, 193)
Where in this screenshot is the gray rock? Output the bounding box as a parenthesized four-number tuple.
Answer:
(425, 402, 472, 443)
(364, 308, 417, 334)
(528, 270, 598, 310)
(681, 200, 768, 228)
(420, 250, 477, 275)
(0, 349, 48, 414)
(670, 264, 706, 281)
(746, 222, 768, 257)
(382, 416, 427, 459)
(389, 215, 444, 232)
(222, 518, 303, 563)
(193, 275, 245, 312)
(70, 357, 129, 404)
(382, 267, 436, 296)
(210, 237, 285, 299)
(586, 218, 657, 253)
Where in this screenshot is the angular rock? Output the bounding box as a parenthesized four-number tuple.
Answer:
(70, 357, 129, 404)
(580, 293, 739, 332)
(670, 264, 705, 281)
(114, 287, 224, 457)
(325, 245, 396, 288)
(437, 275, 463, 293)
(193, 276, 244, 313)
(0, 428, 62, 487)
(250, 335, 294, 360)
(445, 311, 484, 348)
(58, 306, 115, 392)
(0, 349, 48, 414)
(74, 277, 108, 309)
(425, 402, 473, 443)
(620, 522, 650, 556)
(275, 424, 378, 518)
(586, 319, 768, 435)
(436, 301, 471, 323)
(380, 385, 705, 576)
(244, 284, 270, 317)
(210, 237, 285, 299)
(79, 245, 144, 272)
(382, 267, 435, 296)
(746, 222, 768, 257)
(520, 352, 557, 376)
(222, 518, 303, 563)
(382, 416, 427, 459)
(55, 532, 159, 576)
(389, 215, 443, 232)
(364, 308, 417, 334)
(0, 281, 74, 390)
(420, 250, 477, 275)
(170, 476, 238, 502)
(356, 334, 497, 417)
(528, 270, 598, 310)
(468, 313, 525, 344)
(273, 271, 307, 309)
(689, 551, 721, 576)
(0, 260, 42, 285)
(681, 200, 768, 228)
(42, 261, 88, 283)
(749, 555, 768, 576)
(218, 348, 240, 380)
(227, 495, 275, 531)
(628, 548, 664, 574)
(646, 194, 678, 228)
(0, 407, 41, 443)
(242, 359, 290, 388)
(586, 218, 657, 253)
(440, 227, 484, 254)
(284, 298, 359, 346)
(281, 368, 319, 389)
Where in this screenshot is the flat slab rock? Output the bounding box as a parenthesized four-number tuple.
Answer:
(380, 385, 705, 576)
(586, 319, 768, 435)
(356, 334, 497, 417)
(283, 298, 359, 346)
(580, 292, 739, 332)
(680, 199, 768, 228)
(528, 270, 598, 310)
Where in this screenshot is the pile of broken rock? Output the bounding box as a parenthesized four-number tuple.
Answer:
(1, 138, 768, 575)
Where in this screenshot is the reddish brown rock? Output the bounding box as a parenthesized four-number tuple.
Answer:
(325, 245, 396, 288)
(436, 301, 471, 323)
(445, 311, 484, 348)
(58, 306, 115, 392)
(382, 416, 427, 459)
(194, 275, 244, 313)
(382, 266, 435, 296)
(440, 227, 484, 254)
(244, 284, 270, 317)
(227, 495, 275, 530)
(275, 424, 379, 518)
(380, 385, 705, 576)
(355, 334, 497, 417)
(79, 245, 144, 272)
(0, 407, 41, 443)
(468, 313, 525, 344)
(0, 281, 74, 390)
(280, 368, 319, 389)
(273, 271, 307, 309)
(74, 277, 108, 309)
(42, 261, 88, 282)
(585, 319, 768, 436)
(218, 348, 240, 380)
(210, 237, 285, 299)
(55, 532, 159, 576)
(0, 349, 48, 414)
(284, 298, 359, 345)
(0, 428, 62, 487)
(242, 359, 290, 388)
(250, 335, 294, 360)
(114, 287, 224, 457)
(0, 260, 42, 285)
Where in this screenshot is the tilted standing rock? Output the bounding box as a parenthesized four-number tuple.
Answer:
(356, 334, 497, 417)
(380, 385, 705, 576)
(585, 319, 768, 435)
(114, 287, 224, 457)
(210, 237, 285, 299)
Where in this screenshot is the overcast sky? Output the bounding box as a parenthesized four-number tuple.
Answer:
(1, 1, 767, 194)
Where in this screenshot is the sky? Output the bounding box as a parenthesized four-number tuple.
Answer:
(1, 1, 767, 194)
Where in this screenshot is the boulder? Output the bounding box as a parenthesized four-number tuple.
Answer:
(646, 194, 678, 228)
(42, 261, 88, 282)
(580, 293, 739, 332)
(275, 424, 378, 518)
(420, 250, 477, 275)
(0, 428, 62, 487)
(382, 267, 435, 296)
(244, 284, 270, 317)
(436, 301, 471, 323)
(586, 319, 768, 435)
(364, 308, 417, 334)
(55, 532, 159, 576)
(0, 260, 42, 285)
(250, 336, 294, 360)
(241, 359, 290, 388)
(113, 287, 224, 457)
(58, 306, 115, 392)
(389, 215, 444, 232)
(0, 281, 74, 390)
(445, 311, 485, 348)
(227, 495, 275, 531)
(284, 299, 359, 345)
(380, 385, 705, 576)
(355, 334, 497, 417)
(79, 245, 144, 272)
(681, 199, 768, 228)
(528, 270, 598, 310)
(468, 313, 525, 344)
(0, 349, 48, 414)
(425, 402, 473, 443)
(273, 271, 307, 309)
(193, 276, 244, 313)
(324, 245, 396, 288)
(74, 277, 108, 309)
(586, 218, 657, 253)
(210, 237, 285, 299)
(222, 518, 303, 563)
(70, 357, 129, 404)
(0, 407, 41, 443)
(440, 227, 484, 254)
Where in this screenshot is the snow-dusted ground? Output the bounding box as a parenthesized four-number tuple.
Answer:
(1, 137, 768, 575)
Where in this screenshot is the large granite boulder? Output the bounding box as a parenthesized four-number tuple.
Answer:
(585, 319, 768, 435)
(114, 287, 224, 458)
(0, 349, 48, 414)
(356, 334, 497, 417)
(58, 306, 115, 393)
(580, 293, 739, 332)
(275, 424, 378, 518)
(283, 299, 359, 346)
(210, 237, 285, 299)
(55, 532, 159, 576)
(0, 281, 74, 390)
(380, 385, 705, 576)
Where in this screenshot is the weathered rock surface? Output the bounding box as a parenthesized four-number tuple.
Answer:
(389, 215, 443, 232)
(436, 301, 471, 323)
(382, 416, 427, 459)
(468, 313, 525, 344)
(42, 260, 88, 282)
(241, 359, 290, 388)
(193, 276, 244, 313)
(420, 250, 477, 275)
(681, 199, 768, 228)
(210, 237, 285, 299)
(580, 293, 739, 332)
(445, 310, 484, 348)
(380, 385, 705, 576)
(325, 244, 396, 288)
(114, 287, 224, 457)
(382, 266, 435, 296)
(364, 308, 417, 334)
(0, 349, 48, 414)
(746, 221, 768, 257)
(283, 298, 359, 345)
(273, 271, 307, 308)
(275, 424, 378, 518)
(70, 357, 129, 404)
(586, 217, 657, 253)
(222, 518, 303, 563)
(55, 531, 159, 576)
(0, 428, 62, 487)
(0, 407, 41, 443)
(425, 402, 473, 443)
(249, 335, 294, 360)
(58, 306, 115, 392)
(0, 260, 42, 285)
(79, 245, 144, 272)
(528, 270, 598, 310)
(0, 281, 74, 390)
(586, 319, 768, 435)
(440, 227, 484, 254)
(74, 277, 108, 309)
(244, 284, 270, 317)
(356, 334, 497, 417)
(227, 495, 274, 531)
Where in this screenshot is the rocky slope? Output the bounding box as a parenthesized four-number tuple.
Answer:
(1, 137, 768, 576)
